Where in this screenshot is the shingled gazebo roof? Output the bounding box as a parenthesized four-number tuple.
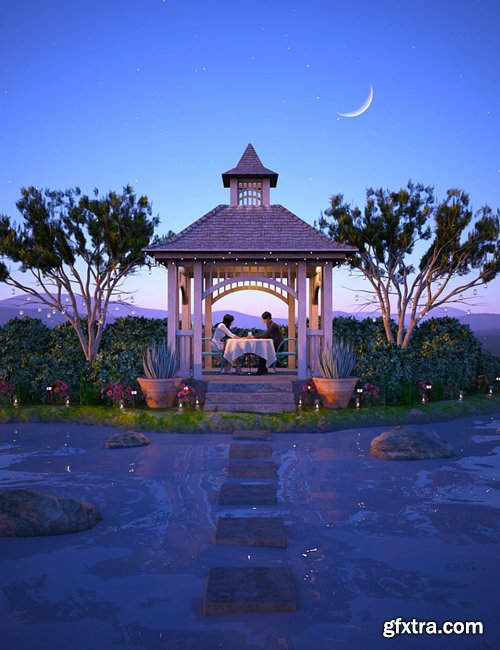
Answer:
(222, 143, 278, 188)
(145, 144, 357, 262)
(145, 204, 356, 260)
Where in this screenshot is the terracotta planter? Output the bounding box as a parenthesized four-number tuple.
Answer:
(313, 377, 358, 409)
(137, 377, 183, 409)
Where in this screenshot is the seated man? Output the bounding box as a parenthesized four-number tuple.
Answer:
(253, 311, 283, 375)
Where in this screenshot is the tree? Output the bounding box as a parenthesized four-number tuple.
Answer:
(319, 181, 500, 347)
(0, 185, 160, 361)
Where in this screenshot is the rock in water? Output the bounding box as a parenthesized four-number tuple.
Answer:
(0, 489, 103, 537)
(104, 431, 151, 448)
(369, 425, 455, 460)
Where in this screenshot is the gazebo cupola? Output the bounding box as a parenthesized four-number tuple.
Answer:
(222, 143, 278, 207)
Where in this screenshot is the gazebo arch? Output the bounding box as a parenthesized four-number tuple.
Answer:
(211, 285, 288, 305)
(144, 144, 356, 379)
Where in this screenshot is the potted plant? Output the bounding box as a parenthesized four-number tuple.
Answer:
(137, 339, 182, 408)
(313, 339, 358, 408)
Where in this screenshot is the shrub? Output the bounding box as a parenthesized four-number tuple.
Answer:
(91, 316, 168, 388)
(0, 317, 55, 402)
(50, 322, 88, 400)
(407, 317, 483, 398)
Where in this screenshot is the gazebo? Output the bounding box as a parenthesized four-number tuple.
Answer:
(144, 144, 355, 380)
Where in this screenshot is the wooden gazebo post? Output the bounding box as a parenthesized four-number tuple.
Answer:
(193, 260, 203, 379)
(167, 261, 178, 353)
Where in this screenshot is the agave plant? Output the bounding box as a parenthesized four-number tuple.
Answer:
(142, 338, 178, 379)
(318, 339, 356, 379)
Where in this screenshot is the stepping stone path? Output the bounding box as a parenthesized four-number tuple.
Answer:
(229, 443, 272, 458)
(218, 483, 277, 505)
(204, 567, 296, 615)
(204, 435, 298, 615)
(226, 460, 277, 478)
(232, 430, 273, 441)
(215, 516, 287, 548)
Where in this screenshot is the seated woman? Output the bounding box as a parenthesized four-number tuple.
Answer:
(212, 314, 243, 374)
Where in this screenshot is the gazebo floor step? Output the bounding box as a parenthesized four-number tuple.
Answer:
(204, 392, 295, 404)
(204, 403, 296, 413)
(207, 381, 294, 393)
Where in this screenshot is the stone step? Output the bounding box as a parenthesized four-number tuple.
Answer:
(229, 443, 273, 458)
(215, 516, 287, 548)
(204, 402, 296, 413)
(205, 392, 295, 404)
(227, 460, 277, 478)
(218, 483, 277, 505)
(207, 382, 294, 393)
(204, 567, 297, 615)
(232, 430, 273, 441)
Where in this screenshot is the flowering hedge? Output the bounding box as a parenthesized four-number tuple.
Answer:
(0, 380, 16, 404)
(0, 314, 498, 407)
(100, 383, 134, 407)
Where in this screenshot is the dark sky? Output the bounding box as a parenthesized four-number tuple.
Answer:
(1, 0, 499, 313)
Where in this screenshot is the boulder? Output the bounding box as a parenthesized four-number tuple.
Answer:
(104, 431, 151, 448)
(369, 425, 455, 460)
(0, 489, 102, 537)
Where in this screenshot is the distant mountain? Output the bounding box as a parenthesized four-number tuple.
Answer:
(0, 294, 499, 335)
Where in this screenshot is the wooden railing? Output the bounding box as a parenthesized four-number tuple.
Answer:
(307, 329, 323, 375)
(176, 330, 193, 375)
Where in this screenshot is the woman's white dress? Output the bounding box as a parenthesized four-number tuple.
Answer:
(212, 323, 236, 351)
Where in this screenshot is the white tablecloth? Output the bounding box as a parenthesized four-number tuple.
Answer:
(224, 338, 277, 367)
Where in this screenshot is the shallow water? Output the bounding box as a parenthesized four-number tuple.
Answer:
(0, 415, 499, 649)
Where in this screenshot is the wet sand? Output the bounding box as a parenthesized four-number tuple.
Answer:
(0, 414, 499, 649)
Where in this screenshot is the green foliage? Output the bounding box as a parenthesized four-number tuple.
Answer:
(49, 322, 88, 398)
(407, 317, 483, 398)
(0, 317, 55, 402)
(142, 338, 178, 379)
(0, 185, 160, 360)
(318, 339, 356, 379)
(320, 182, 500, 347)
(0, 314, 497, 407)
(91, 316, 168, 388)
(332, 315, 500, 404)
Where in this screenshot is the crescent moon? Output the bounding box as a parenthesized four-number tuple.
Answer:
(337, 84, 374, 118)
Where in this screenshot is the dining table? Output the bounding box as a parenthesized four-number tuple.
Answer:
(223, 338, 277, 368)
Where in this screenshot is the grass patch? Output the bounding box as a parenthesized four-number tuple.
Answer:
(0, 395, 499, 434)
